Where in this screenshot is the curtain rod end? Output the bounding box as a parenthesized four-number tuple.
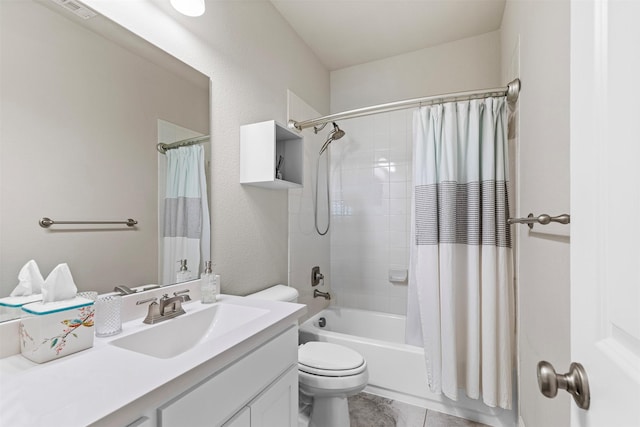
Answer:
(288, 119, 302, 132)
(506, 78, 521, 103)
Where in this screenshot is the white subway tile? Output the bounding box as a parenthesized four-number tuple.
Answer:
(390, 181, 407, 199)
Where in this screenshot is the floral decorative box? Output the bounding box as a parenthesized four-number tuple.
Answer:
(19, 297, 95, 363)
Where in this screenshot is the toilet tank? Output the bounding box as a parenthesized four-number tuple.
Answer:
(246, 284, 299, 303)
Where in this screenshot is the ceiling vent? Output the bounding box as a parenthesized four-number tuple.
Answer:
(50, 0, 97, 20)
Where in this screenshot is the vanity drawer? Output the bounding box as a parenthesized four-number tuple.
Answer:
(158, 326, 297, 427)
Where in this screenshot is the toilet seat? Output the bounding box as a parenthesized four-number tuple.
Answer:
(298, 342, 366, 377)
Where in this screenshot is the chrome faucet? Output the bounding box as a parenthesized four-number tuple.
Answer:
(137, 291, 189, 324)
(313, 289, 331, 300)
(159, 293, 187, 317)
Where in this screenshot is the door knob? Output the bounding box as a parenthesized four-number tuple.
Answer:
(537, 361, 590, 410)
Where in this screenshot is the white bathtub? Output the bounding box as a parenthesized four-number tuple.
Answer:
(299, 306, 516, 427)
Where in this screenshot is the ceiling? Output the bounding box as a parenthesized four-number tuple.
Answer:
(270, 0, 506, 71)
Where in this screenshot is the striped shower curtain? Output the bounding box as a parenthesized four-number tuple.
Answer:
(406, 97, 514, 409)
(162, 145, 210, 285)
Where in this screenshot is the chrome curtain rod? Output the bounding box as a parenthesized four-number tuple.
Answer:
(157, 135, 210, 154)
(289, 78, 521, 132)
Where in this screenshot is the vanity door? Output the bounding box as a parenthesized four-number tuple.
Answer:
(249, 366, 298, 427)
(222, 366, 297, 427)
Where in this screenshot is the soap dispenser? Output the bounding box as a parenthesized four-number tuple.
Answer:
(201, 261, 217, 304)
(176, 259, 191, 283)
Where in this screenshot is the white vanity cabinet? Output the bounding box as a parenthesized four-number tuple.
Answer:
(222, 407, 250, 427)
(240, 120, 303, 189)
(91, 325, 299, 427)
(156, 326, 298, 427)
(126, 416, 153, 427)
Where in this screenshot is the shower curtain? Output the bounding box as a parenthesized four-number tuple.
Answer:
(162, 145, 210, 285)
(406, 97, 514, 409)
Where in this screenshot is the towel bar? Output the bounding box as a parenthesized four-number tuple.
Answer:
(507, 213, 570, 229)
(39, 217, 138, 228)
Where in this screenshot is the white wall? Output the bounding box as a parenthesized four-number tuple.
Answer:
(0, 1, 209, 295)
(331, 31, 502, 112)
(81, 0, 330, 296)
(329, 31, 502, 313)
(500, 1, 571, 427)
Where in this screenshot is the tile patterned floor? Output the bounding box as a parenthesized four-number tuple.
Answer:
(348, 393, 490, 427)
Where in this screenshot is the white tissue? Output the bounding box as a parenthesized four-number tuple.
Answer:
(10, 260, 45, 297)
(41, 263, 78, 303)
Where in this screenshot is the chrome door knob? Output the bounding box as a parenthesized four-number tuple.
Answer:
(537, 361, 590, 410)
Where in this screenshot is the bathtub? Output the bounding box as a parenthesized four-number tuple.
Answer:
(299, 306, 515, 427)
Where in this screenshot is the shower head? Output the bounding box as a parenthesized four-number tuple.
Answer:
(319, 122, 346, 155)
(330, 122, 345, 140)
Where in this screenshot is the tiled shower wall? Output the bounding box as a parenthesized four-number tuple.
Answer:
(329, 110, 413, 314)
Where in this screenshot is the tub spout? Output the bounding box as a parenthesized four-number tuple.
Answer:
(314, 289, 331, 300)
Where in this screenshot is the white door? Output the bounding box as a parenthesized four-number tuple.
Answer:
(571, 1, 640, 426)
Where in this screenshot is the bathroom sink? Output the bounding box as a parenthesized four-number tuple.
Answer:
(110, 303, 269, 359)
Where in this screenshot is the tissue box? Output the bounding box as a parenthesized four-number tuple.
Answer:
(0, 295, 42, 322)
(19, 297, 95, 363)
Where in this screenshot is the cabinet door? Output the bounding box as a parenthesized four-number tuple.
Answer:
(249, 366, 298, 427)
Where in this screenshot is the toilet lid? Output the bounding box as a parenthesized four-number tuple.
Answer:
(298, 342, 366, 377)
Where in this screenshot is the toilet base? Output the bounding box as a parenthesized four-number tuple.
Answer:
(309, 395, 350, 427)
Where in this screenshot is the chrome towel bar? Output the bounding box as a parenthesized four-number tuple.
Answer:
(39, 217, 138, 228)
(507, 213, 570, 229)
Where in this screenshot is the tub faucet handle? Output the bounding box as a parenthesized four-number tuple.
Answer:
(312, 266, 324, 287)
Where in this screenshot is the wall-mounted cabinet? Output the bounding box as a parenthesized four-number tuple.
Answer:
(240, 120, 303, 189)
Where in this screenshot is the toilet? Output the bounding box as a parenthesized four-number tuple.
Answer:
(247, 285, 368, 427)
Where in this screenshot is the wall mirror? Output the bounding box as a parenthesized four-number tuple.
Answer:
(0, 0, 210, 320)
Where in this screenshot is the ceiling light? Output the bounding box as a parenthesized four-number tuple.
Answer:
(170, 0, 205, 17)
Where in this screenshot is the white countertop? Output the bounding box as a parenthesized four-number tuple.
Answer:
(0, 295, 306, 427)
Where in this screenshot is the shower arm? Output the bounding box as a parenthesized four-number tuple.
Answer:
(313, 122, 329, 134)
(289, 79, 521, 132)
